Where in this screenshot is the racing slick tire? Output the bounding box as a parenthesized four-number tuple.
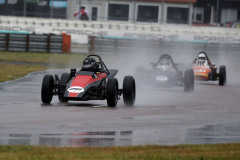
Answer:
(106, 78, 119, 107)
(58, 73, 70, 103)
(184, 69, 194, 92)
(219, 65, 226, 86)
(41, 74, 54, 104)
(123, 76, 136, 106)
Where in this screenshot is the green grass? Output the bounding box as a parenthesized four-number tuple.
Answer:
(0, 51, 87, 65)
(0, 63, 47, 82)
(0, 144, 240, 160)
(0, 51, 119, 82)
(0, 51, 89, 82)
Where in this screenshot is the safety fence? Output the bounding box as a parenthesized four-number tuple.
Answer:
(0, 32, 71, 53)
(88, 36, 193, 54)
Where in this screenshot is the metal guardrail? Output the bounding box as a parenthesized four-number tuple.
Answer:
(0, 33, 63, 52)
(87, 36, 215, 55)
(88, 36, 168, 54)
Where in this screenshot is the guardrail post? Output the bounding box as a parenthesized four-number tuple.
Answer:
(47, 34, 51, 52)
(6, 33, 9, 51)
(114, 39, 118, 54)
(26, 34, 29, 52)
(89, 36, 95, 53)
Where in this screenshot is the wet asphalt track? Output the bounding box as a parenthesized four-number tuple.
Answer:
(1, 43, 240, 147)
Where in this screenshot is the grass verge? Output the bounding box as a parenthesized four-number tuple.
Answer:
(0, 144, 240, 160)
(0, 63, 47, 82)
(0, 51, 88, 65)
(0, 51, 88, 82)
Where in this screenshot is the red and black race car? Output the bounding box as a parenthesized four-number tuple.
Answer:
(41, 55, 136, 107)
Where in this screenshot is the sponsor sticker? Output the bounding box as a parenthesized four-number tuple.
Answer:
(67, 86, 84, 93)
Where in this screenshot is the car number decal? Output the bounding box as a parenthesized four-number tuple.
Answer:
(156, 76, 168, 81)
(67, 86, 84, 93)
(194, 69, 206, 72)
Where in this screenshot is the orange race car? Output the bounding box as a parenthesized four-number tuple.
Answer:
(192, 52, 226, 86)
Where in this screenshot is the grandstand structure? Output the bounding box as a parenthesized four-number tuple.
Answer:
(0, 0, 240, 26)
(0, 15, 239, 45)
(68, 0, 196, 25)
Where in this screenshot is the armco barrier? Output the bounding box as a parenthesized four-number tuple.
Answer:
(88, 36, 212, 54)
(88, 36, 166, 54)
(0, 32, 71, 53)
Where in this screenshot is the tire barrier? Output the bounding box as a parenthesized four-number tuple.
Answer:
(0, 32, 71, 53)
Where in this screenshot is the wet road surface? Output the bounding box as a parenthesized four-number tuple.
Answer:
(1, 43, 240, 147)
(0, 67, 240, 147)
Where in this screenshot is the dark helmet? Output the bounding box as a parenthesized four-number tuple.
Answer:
(159, 57, 170, 66)
(82, 57, 96, 71)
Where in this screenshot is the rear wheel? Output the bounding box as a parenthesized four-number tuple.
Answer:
(106, 78, 119, 107)
(184, 69, 194, 92)
(123, 76, 136, 106)
(58, 73, 70, 103)
(219, 65, 226, 86)
(41, 75, 54, 104)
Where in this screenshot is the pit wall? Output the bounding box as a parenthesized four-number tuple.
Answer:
(0, 16, 240, 44)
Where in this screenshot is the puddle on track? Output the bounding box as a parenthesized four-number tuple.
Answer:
(1, 122, 240, 147)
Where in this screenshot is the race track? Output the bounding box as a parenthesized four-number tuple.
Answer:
(0, 43, 240, 147)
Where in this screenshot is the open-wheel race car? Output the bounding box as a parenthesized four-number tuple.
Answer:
(192, 52, 226, 86)
(41, 55, 136, 107)
(135, 54, 194, 92)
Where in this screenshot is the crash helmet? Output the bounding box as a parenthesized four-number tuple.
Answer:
(198, 53, 206, 61)
(159, 57, 171, 66)
(82, 57, 96, 71)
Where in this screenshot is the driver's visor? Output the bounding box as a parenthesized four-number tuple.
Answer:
(82, 64, 94, 68)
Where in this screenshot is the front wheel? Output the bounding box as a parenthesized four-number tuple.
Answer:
(123, 76, 136, 106)
(106, 78, 119, 107)
(219, 65, 226, 86)
(184, 69, 194, 92)
(41, 75, 54, 104)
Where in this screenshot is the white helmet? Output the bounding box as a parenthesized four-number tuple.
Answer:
(198, 53, 206, 60)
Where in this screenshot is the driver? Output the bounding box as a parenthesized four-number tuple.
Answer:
(193, 52, 213, 69)
(81, 57, 98, 72)
(157, 57, 172, 70)
(196, 53, 207, 66)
